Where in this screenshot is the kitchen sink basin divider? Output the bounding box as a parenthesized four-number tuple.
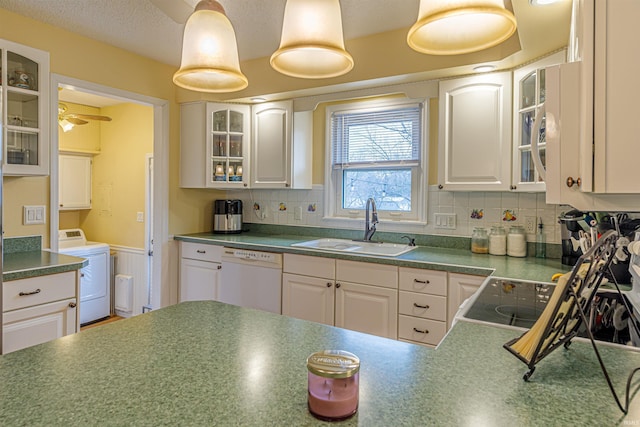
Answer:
(503, 230, 640, 414)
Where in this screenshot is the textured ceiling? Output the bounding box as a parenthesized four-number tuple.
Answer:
(0, 0, 572, 106)
(0, 0, 420, 67)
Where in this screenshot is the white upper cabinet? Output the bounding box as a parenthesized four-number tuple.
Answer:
(59, 154, 92, 210)
(251, 101, 292, 188)
(180, 102, 251, 189)
(438, 71, 512, 191)
(1, 39, 50, 176)
(545, 0, 640, 211)
(511, 51, 565, 192)
(180, 101, 311, 189)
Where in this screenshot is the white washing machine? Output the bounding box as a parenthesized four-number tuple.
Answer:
(58, 229, 111, 325)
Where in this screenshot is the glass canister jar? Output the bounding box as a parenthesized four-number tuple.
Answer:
(507, 225, 527, 257)
(307, 350, 360, 421)
(489, 226, 507, 256)
(471, 227, 489, 254)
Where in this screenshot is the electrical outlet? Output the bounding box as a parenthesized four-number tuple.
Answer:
(525, 216, 536, 234)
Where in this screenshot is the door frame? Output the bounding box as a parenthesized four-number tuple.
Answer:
(50, 74, 170, 311)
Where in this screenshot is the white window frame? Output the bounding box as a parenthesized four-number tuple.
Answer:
(324, 98, 428, 227)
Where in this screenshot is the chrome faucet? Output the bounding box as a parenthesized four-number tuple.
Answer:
(364, 198, 379, 241)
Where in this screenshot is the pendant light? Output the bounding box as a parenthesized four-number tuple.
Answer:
(270, 0, 353, 79)
(173, 0, 248, 93)
(407, 0, 517, 55)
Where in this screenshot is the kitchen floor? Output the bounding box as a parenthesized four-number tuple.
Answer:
(80, 315, 124, 331)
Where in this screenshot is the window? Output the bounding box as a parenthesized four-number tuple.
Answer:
(326, 98, 427, 222)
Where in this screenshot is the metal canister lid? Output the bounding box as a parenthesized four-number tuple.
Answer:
(307, 350, 360, 379)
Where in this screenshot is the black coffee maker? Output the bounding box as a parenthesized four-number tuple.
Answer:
(558, 210, 585, 266)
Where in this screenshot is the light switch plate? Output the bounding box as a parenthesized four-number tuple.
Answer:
(434, 213, 456, 229)
(24, 205, 46, 225)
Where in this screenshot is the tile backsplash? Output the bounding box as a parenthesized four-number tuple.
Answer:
(227, 185, 571, 244)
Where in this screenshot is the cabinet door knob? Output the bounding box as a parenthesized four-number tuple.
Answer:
(566, 177, 581, 188)
(335, 283, 341, 289)
(510, 185, 517, 190)
(413, 327, 429, 334)
(68, 302, 77, 308)
(438, 184, 443, 190)
(217, 265, 222, 270)
(326, 282, 332, 288)
(19, 288, 41, 296)
(413, 303, 430, 309)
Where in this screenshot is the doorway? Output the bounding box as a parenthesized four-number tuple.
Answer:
(50, 74, 169, 313)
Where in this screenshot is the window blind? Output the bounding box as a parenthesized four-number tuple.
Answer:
(331, 104, 422, 168)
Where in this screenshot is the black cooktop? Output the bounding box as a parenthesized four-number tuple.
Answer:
(463, 278, 554, 328)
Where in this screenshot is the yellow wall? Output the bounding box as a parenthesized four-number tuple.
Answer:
(58, 102, 154, 248)
(0, 8, 222, 245)
(79, 103, 153, 247)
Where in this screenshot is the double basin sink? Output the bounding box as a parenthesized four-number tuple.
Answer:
(291, 238, 417, 257)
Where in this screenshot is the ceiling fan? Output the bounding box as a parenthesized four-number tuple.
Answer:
(58, 103, 112, 126)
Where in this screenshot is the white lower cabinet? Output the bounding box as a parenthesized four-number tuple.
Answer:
(282, 272, 334, 325)
(397, 267, 448, 347)
(447, 273, 486, 328)
(2, 271, 78, 354)
(335, 281, 397, 339)
(179, 242, 222, 302)
(282, 254, 398, 340)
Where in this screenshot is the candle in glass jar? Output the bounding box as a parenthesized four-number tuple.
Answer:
(307, 350, 360, 420)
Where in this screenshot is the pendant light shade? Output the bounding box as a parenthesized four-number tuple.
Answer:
(270, 0, 353, 79)
(173, 0, 248, 93)
(407, 0, 517, 55)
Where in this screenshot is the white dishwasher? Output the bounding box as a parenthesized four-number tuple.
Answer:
(220, 248, 283, 314)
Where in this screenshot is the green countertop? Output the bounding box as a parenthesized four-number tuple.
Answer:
(1, 301, 639, 425)
(175, 232, 574, 283)
(3, 250, 86, 281)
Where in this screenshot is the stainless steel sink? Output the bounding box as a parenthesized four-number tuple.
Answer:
(291, 238, 417, 257)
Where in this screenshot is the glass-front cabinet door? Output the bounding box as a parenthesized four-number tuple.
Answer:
(206, 103, 250, 188)
(1, 39, 50, 175)
(511, 51, 564, 192)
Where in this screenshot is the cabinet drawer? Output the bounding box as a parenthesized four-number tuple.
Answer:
(398, 315, 447, 346)
(283, 253, 335, 279)
(399, 267, 447, 296)
(398, 291, 447, 321)
(181, 242, 222, 263)
(336, 260, 397, 289)
(3, 271, 77, 312)
(3, 298, 77, 354)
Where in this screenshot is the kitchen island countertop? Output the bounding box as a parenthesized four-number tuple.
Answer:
(3, 250, 87, 281)
(1, 301, 639, 425)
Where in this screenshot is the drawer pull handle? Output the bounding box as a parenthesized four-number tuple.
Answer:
(414, 279, 430, 284)
(413, 327, 429, 334)
(196, 250, 206, 254)
(413, 303, 430, 309)
(68, 302, 77, 308)
(19, 288, 41, 296)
